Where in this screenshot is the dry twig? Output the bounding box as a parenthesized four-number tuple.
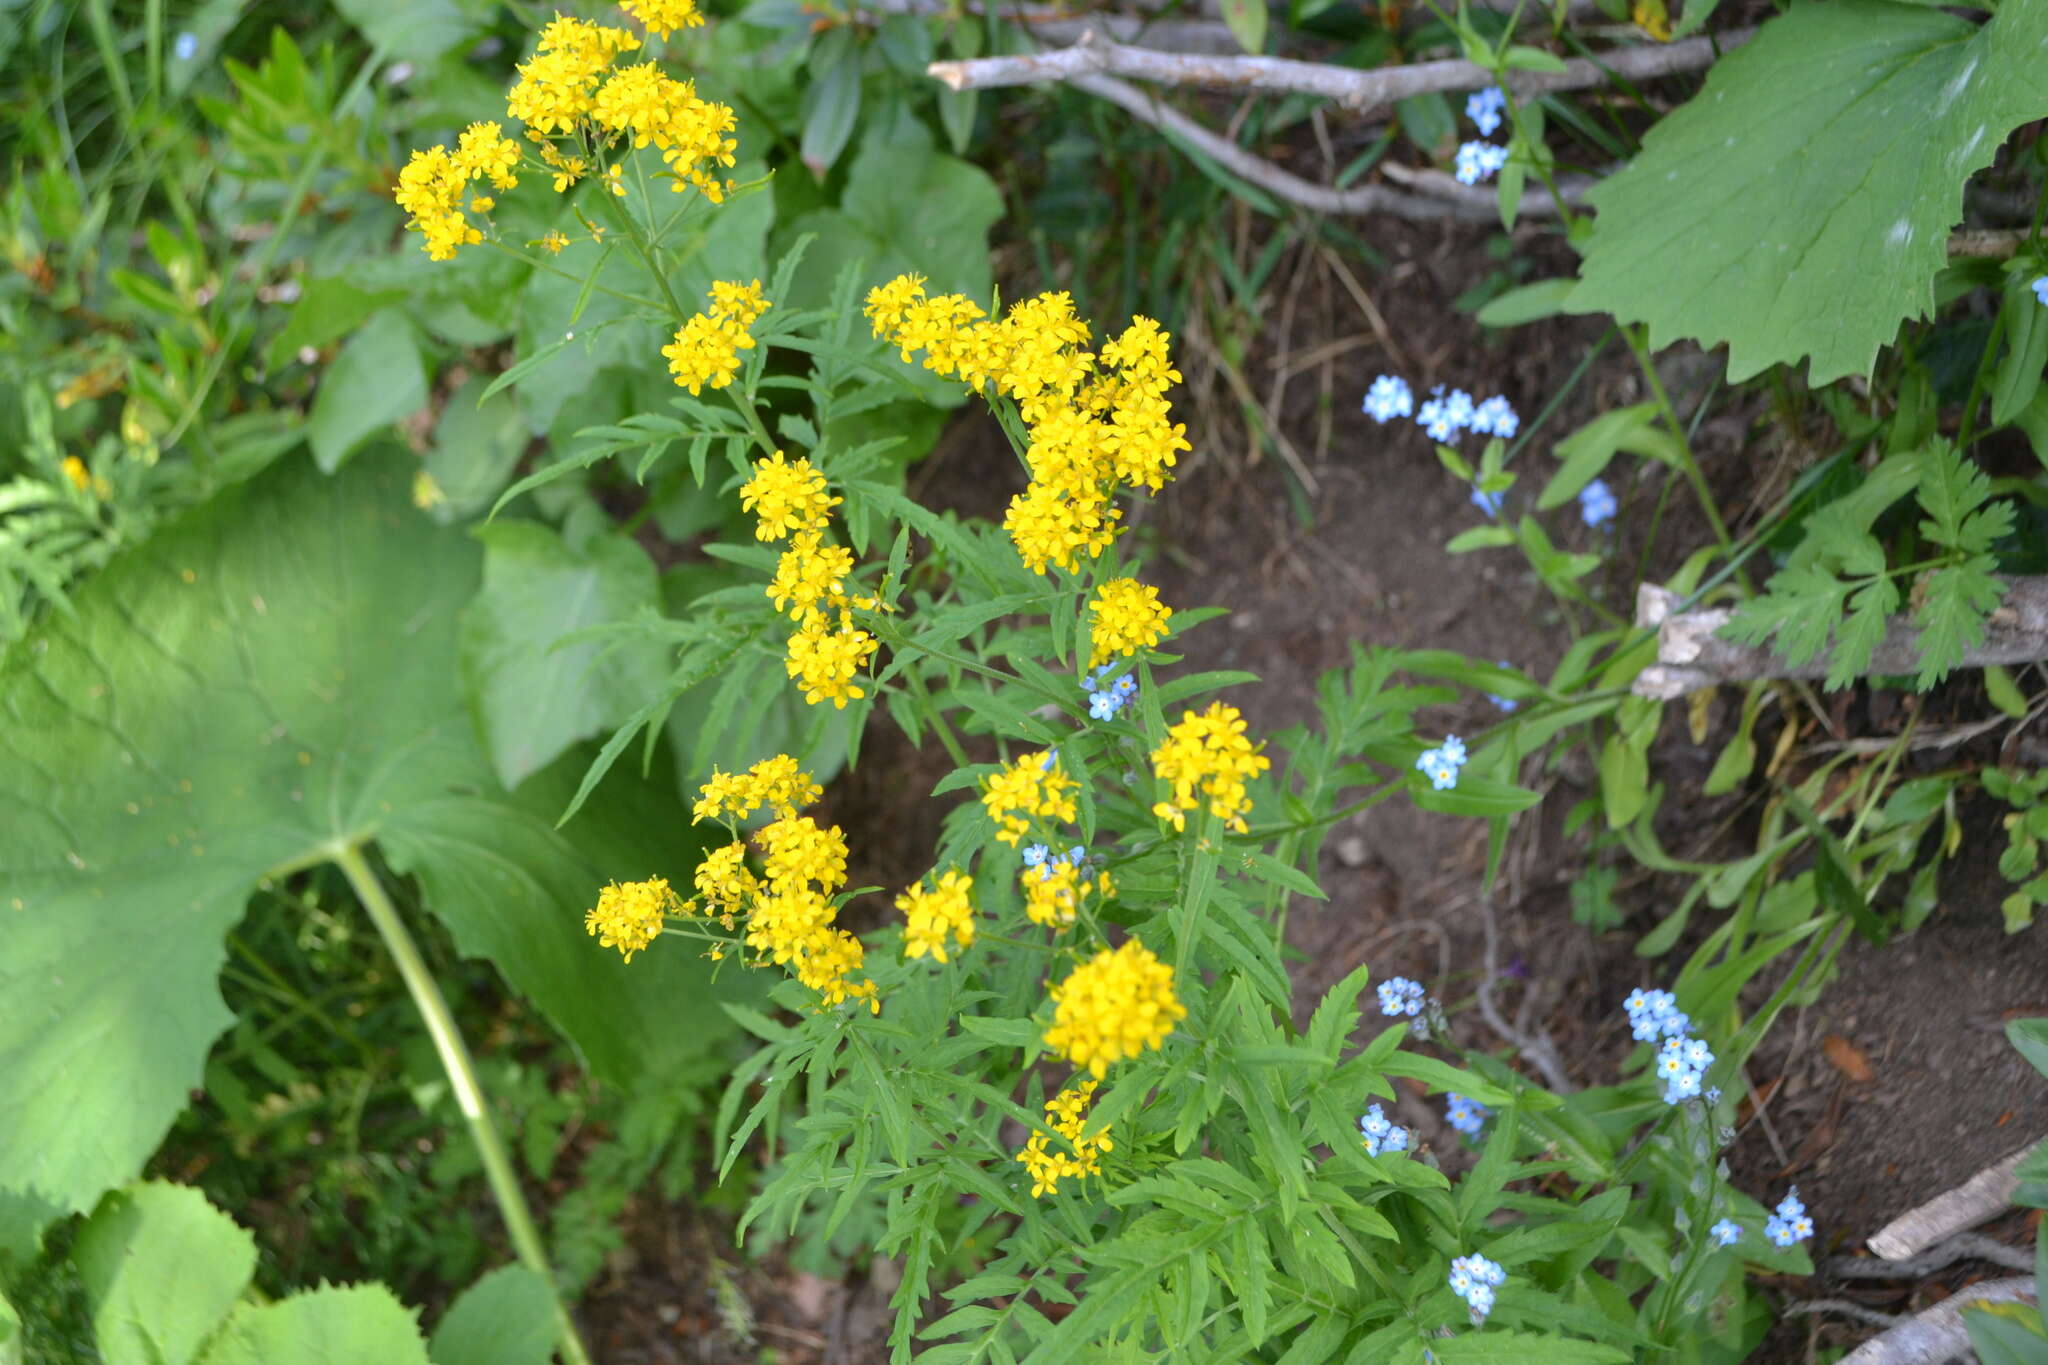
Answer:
(1839, 1277, 2037, 1365)
(929, 27, 1752, 111)
(1631, 580, 2048, 700)
(1828, 1232, 2036, 1280)
(1868, 1142, 2043, 1261)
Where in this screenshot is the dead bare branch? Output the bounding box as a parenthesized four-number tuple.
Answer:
(1867, 1141, 2043, 1261)
(1828, 1231, 2037, 1280)
(929, 27, 1753, 111)
(1631, 581, 2048, 701)
(1839, 1277, 2036, 1365)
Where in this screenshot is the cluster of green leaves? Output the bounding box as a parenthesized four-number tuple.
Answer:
(1985, 766, 2048, 934)
(1722, 443, 2013, 690)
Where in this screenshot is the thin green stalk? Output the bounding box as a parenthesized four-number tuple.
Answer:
(1626, 323, 1739, 566)
(486, 241, 667, 311)
(333, 844, 592, 1365)
(901, 663, 971, 767)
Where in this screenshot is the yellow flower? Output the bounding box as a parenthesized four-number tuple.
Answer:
(693, 840, 759, 914)
(394, 145, 482, 261)
(710, 279, 770, 328)
(755, 814, 850, 893)
(539, 230, 569, 254)
(768, 532, 856, 624)
(602, 164, 626, 197)
(453, 121, 521, 190)
(1086, 578, 1172, 668)
(505, 17, 640, 136)
(622, 0, 706, 37)
(784, 622, 878, 708)
(898, 870, 975, 963)
(1044, 941, 1185, 1078)
(1022, 860, 1112, 929)
(739, 450, 838, 542)
(1015, 1079, 1111, 1197)
(60, 456, 92, 494)
(584, 877, 681, 962)
(980, 751, 1079, 846)
(1150, 702, 1270, 834)
(863, 274, 927, 340)
(662, 280, 770, 395)
(1002, 482, 1119, 577)
(693, 753, 824, 823)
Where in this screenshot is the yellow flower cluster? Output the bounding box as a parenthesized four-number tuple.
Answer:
(1150, 702, 1270, 834)
(897, 869, 976, 964)
(400, 13, 738, 259)
(864, 276, 1190, 575)
(739, 451, 880, 709)
(1014, 1080, 1112, 1198)
(584, 877, 683, 962)
(663, 279, 770, 394)
(693, 752, 823, 823)
(1044, 940, 1185, 1078)
(980, 751, 1079, 846)
(395, 122, 522, 261)
(1023, 860, 1114, 930)
(679, 757, 879, 1011)
(622, 0, 707, 37)
(1087, 578, 1173, 669)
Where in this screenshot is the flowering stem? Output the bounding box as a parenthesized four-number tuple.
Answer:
(593, 182, 691, 327)
(485, 241, 667, 312)
(332, 844, 592, 1365)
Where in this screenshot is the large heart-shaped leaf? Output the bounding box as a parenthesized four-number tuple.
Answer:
(74, 1182, 256, 1365)
(1571, 1, 2048, 384)
(0, 453, 726, 1254)
(195, 1284, 430, 1365)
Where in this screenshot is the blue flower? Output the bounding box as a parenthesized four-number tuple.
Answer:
(1440, 734, 1467, 766)
(2033, 276, 2048, 308)
(1363, 374, 1415, 423)
(1488, 660, 1519, 712)
(1358, 1103, 1411, 1156)
(1579, 478, 1617, 528)
(1710, 1219, 1742, 1248)
(1765, 1191, 1813, 1248)
(1466, 86, 1507, 137)
(1022, 843, 1049, 870)
(1445, 1093, 1489, 1137)
(1449, 1254, 1506, 1321)
(173, 31, 198, 61)
(1469, 486, 1504, 518)
(1655, 1034, 1715, 1105)
(1624, 988, 1690, 1042)
(1454, 140, 1509, 185)
(1377, 976, 1426, 1017)
(1419, 396, 1459, 442)
(1083, 666, 1136, 721)
(1468, 395, 1519, 439)
(1415, 748, 1459, 790)
(1444, 389, 1476, 430)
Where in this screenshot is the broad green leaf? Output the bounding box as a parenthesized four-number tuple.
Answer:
(75, 1182, 255, 1365)
(1539, 403, 1678, 510)
(331, 0, 473, 61)
(1993, 269, 2048, 427)
(0, 454, 728, 1251)
(0, 1283, 17, 1365)
(1412, 775, 1543, 817)
(428, 1265, 555, 1365)
(1570, 1, 2048, 383)
(460, 523, 668, 790)
(307, 309, 427, 473)
(1219, 0, 1267, 52)
(263, 277, 406, 371)
(1427, 1333, 1630, 1363)
(799, 35, 863, 175)
(1962, 1300, 2048, 1365)
(196, 1284, 430, 1365)
(423, 376, 529, 525)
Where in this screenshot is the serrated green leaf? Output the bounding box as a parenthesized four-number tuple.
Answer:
(1914, 558, 2006, 688)
(75, 1182, 255, 1365)
(428, 1266, 555, 1365)
(195, 1283, 430, 1365)
(1828, 576, 1901, 690)
(1721, 564, 1852, 669)
(1917, 443, 2011, 553)
(1570, 1, 2048, 383)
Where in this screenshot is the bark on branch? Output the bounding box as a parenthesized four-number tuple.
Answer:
(1867, 1142, 2042, 1261)
(928, 26, 1752, 110)
(1839, 1277, 2037, 1365)
(1631, 580, 2048, 701)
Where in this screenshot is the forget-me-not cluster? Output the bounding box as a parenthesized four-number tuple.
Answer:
(1448, 1253, 1506, 1321)
(1709, 1218, 1742, 1248)
(1625, 988, 1716, 1103)
(1415, 733, 1468, 790)
(1765, 1189, 1814, 1248)
(1358, 1103, 1411, 1156)
(1456, 86, 1511, 185)
(1445, 1093, 1489, 1137)
(1083, 665, 1136, 721)
(1362, 375, 1520, 445)
(1022, 843, 1086, 881)
(1377, 975, 1426, 1018)
(1579, 478, 1617, 528)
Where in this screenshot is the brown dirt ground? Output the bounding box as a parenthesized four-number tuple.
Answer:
(574, 211, 2048, 1364)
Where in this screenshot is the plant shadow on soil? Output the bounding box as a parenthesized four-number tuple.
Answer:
(576, 220, 2047, 1363)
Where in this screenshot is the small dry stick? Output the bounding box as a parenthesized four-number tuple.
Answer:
(1631, 580, 2048, 700)
(1474, 895, 1575, 1093)
(1839, 1277, 2037, 1365)
(929, 27, 1753, 113)
(1867, 1141, 2042, 1261)
(1828, 1231, 2036, 1280)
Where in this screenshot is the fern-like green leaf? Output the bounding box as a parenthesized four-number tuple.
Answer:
(1828, 577, 1902, 690)
(1916, 443, 2014, 553)
(1913, 557, 2006, 688)
(1721, 564, 1852, 669)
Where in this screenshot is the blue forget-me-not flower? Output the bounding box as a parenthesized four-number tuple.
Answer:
(173, 31, 199, 61)
(1579, 478, 1617, 527)
(1466, 86, 1506, 137)
(1415, 734, 1468, 790)
(1083, 665, 1136, 721)
(1709, 1218, 1742, 1248)
(1468, 395, 1519, 438)
(2033, 276, 2048, 307)
(1448, 1254, 1506, 1322)
(1766, 1189, 1814, 1248)
(1445, 1093, 1489, 1137)
(1363, 374, 1415, 423)
(1454, 140, 1509, 185)
(1358, 1103, 1411, 1156)
(1377, 976, 1426, 1017)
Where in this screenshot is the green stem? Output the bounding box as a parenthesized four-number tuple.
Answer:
(901, 663, 970, 767)
(1626, 323, 1738, 566)
(333, 844, 592, 1365)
